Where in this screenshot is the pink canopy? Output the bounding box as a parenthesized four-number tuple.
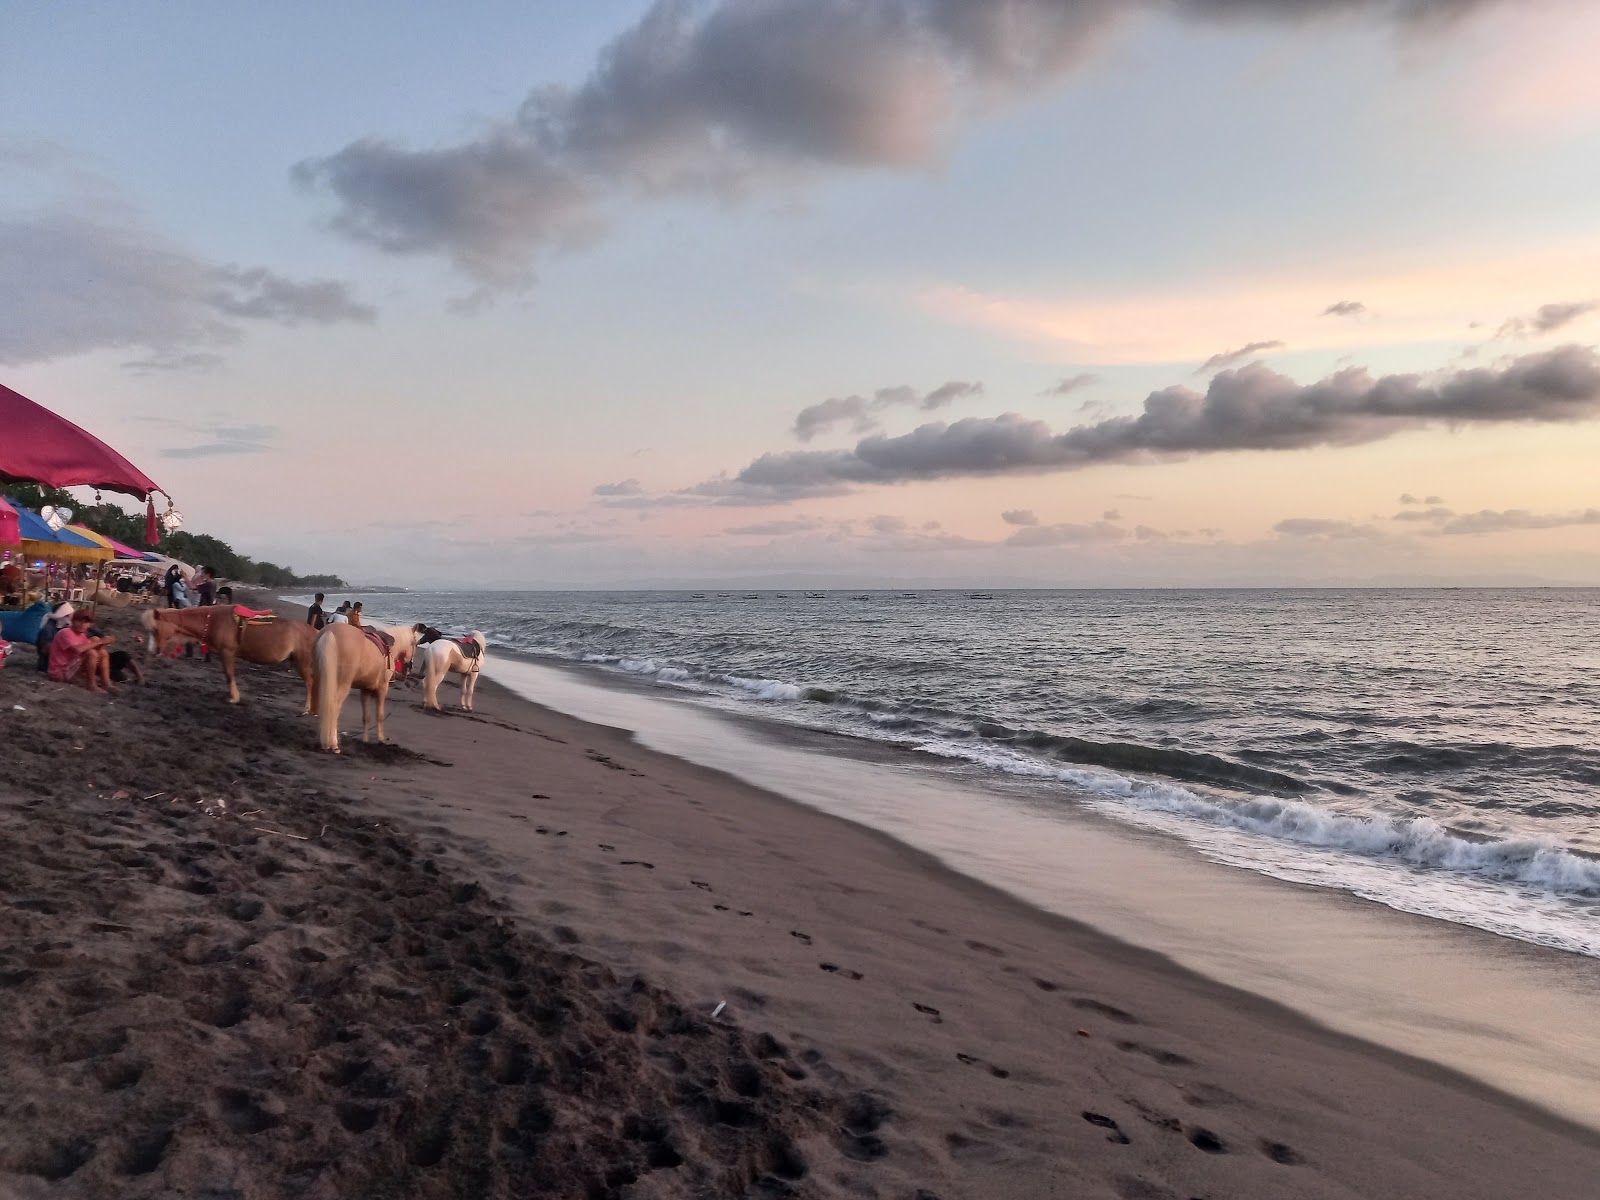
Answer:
(0, 495, 18, 547)
(0, 382, 163, 499)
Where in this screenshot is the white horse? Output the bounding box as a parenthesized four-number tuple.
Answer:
(420, 631, 487, 712)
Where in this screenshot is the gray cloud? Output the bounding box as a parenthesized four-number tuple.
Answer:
(161, 423, 277, 459)
(592, 478, 645, 496)
(1103, 508, 1122, 520)
(1322, 300, 1367, 318)
(1198, 339, 1285, 373)
(793, 380, 982, 441)
(1043, 372, 1100, 397)
(1001, 509, 1039, 526)
(1273, 518, 1380, 539)
(1437, 508, 1600, 536)
(0, 210, 374, 366)
(724, 517, 828, 536)
(298, 0, 1498, 289)
(1392, 506, 1454, 522)
(207, 266, 376, 325)
(1006, 520, 1127, 547)
(1496, 300, 1598, 340)
(703, 345, 1600, 501)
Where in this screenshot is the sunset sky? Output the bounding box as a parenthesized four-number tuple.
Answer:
(4, 0, 1598, 587)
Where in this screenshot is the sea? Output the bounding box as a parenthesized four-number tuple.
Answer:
(343, 588, 1600, 960)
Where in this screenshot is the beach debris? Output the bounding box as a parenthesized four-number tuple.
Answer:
(12, 704, 24, 711)
(252, 826, 310, 841)
(112, 789, 131, 800)
(1076, 1029, 1091, 1038)
(141, 791, 166, 801)
(711, 1000, 727, 1019)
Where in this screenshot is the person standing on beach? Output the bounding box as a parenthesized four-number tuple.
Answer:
(163, 563, 181, 608)
(307, 593, 326, 629)
(196, 567, 217, 607)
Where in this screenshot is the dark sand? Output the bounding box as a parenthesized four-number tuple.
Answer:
(3, 603, 1598, 1199)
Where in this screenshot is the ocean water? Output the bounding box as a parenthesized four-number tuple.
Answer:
(349, 588, 1600, 958)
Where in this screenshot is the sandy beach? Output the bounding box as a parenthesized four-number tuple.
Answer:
(3, 603, 1599, 1200)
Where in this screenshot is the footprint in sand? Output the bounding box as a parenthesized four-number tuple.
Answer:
(1115, 1040, 1193, 1067)
(956, 1053, 1010, 1079)
(690, 880, 713, 892)
(818, 962, 863, 980)
(912, 1003, 943, 1023)
(597, 844, 616, 852)
(714, 904, 730, 912)
(1081, 1111, 1131, 1144)
(790, 931, 813, 946)
(530, 793, 550, 799)
(618, 860, 655, 869)
(1071, 998, 1139, 1024)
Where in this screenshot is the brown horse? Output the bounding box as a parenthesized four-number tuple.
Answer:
(313, 623, 421, 752)
(142, 606, 318, 713)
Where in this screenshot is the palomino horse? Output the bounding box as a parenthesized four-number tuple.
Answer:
(314, 623, 422, 752)
(420, 632, 488, 712)
(143, 606, 319, 713)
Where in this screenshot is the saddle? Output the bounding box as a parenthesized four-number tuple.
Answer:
(363, 627, 395, 665)
(229, 605, 277, 627)
(456, 637, 482, 662)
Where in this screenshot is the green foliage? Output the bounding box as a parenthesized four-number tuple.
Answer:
(2, 486, 346, 589)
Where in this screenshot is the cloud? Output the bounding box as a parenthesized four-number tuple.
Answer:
(206, 266, 376, 325)
(701, 345, 1600, 501)
(1437, 508, 1600, 535)
(596, 492, 710, 509)
(1426, 494, 1445, 505)
(1496, 300, 1597, 340)
(1392, 506, 1455, 522)
(1102, 509, 1122, 520)
(1198, 339, 1285, 373)
(1322, 300, 1368, 318)
(298, 0, 1499, 289)
(161, 422, 277, 459)
(1273, 518, 1381, 540)
(0, 209, 374, 366)
(793, 380, 981, 441)
(724, 517, 828, 536)
(1043, 373, 1100, 396)
(1001, 509, 1039, 526)
(592, 478, 644, 496)
(1006, 520, 1127, 547)
(1398, 493, 1420, 504)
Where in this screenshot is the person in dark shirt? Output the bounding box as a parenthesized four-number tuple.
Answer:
(163, 563, 181, 607)
(196, 567, 218, 607)
(307, 593, 326, 630)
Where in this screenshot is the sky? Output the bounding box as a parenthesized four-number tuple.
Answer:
(4, 0, 1599, 588)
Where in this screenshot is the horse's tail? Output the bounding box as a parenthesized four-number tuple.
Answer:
(140, 608, 161, 653)
(315, 629, 341, 750)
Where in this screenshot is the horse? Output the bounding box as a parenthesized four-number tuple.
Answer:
(420, 632, 487, 712)
(314, 623, 422, 752)
(143, 606, 319, 713)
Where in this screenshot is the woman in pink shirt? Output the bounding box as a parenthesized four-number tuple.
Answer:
(49, 610, 114, 692)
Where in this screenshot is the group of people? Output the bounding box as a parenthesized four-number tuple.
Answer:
(164, 563, 225, 609)
(304, 594, 366, 629)
(35, 602, 143, 692)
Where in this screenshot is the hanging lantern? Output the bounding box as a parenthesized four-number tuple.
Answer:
(40, 505, 74, 531)
(161, 503, 184, 533)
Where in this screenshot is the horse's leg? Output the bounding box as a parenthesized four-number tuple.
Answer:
(376, 679, 390, 743)
(422, 653, 439, 710)
(297, 649, 315, 716)
(222, 647, 240, 704)
(360, 689, 373, 742)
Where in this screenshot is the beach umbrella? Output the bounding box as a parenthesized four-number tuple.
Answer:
(0, 496, 17, 547)
(0, 381, 168, 544)
(67, 524, 147, 560)
(11, 505, 113, 564)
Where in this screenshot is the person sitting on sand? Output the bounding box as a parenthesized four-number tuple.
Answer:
(327, 602, 350, 625)
(86, 618, 144, 686)
(48, 609, 115, 692)
(348, 601, 364, 628)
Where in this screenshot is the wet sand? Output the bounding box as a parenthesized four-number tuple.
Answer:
(3, 604, 1599, 1198)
